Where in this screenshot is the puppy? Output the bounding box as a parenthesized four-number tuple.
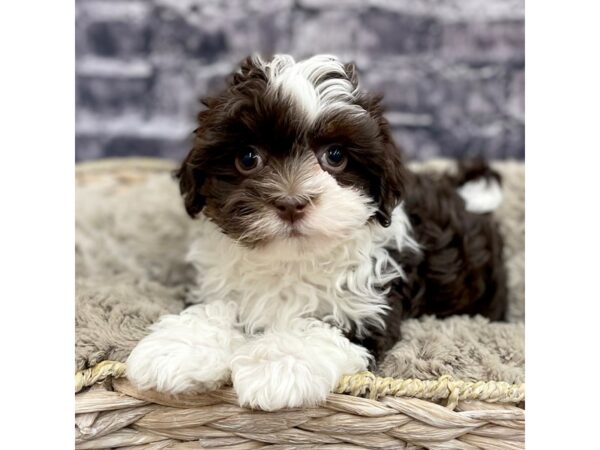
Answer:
(126, 54, 507, 410)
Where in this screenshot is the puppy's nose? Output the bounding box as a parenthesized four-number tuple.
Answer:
(273, 197, 308, 223)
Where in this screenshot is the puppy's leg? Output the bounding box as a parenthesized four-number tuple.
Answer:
(126, 301, 244, 394)
(231, 319, 370, 411)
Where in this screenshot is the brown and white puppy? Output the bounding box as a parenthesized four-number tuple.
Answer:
(126, 54, 507, 411)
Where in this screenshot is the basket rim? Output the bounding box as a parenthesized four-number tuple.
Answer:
(76, 156, 177, 175)
(75, 360, 524, 408)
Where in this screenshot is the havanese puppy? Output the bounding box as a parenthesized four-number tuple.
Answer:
(127, 54, 507, 411)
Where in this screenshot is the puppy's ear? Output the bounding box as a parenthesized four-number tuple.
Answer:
(362, 94, 408, 227)
(343, 62, 407, 226)
(374, 135, 407, 228)
(175, 136, 206, 218)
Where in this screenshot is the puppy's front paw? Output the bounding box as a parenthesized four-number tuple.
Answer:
(126, 302, 244, 394)
(231, 342, 331, 411)
(231, 320, 370, 411)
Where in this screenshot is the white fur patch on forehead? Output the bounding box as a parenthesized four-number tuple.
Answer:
(260, 54, 364, 123)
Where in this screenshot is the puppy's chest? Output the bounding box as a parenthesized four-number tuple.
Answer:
(190, 247, 398, 333)
(187, 217, 412, 332)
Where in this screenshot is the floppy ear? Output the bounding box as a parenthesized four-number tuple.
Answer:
(175, 133, 206, 218)
(343, 62, 408, 227)
(361, 93, 408, 227)
(374, 135, 408, 228)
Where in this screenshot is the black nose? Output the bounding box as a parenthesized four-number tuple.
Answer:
(273, 197, 308, 223)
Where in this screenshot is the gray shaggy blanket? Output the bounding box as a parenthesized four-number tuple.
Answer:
(75, 158, 524, 384)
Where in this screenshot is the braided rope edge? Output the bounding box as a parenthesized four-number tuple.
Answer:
(75, 360, 127, 393)
(336, 372, 525, 408)
(75, 361, 524, 406)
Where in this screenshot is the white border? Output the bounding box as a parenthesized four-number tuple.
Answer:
(0, 1, 74, 447)
(527, 0, 600, 447)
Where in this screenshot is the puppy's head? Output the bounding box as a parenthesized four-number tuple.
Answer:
(177, 54, 407, 251)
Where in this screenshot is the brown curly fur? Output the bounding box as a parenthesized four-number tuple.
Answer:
(350, 165, 507, 363)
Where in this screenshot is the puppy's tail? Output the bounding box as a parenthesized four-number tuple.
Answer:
(455, 159, 503, 214)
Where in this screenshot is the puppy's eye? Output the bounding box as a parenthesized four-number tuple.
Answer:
(320, 145, 347, 172)
(235, 148, 264, 174)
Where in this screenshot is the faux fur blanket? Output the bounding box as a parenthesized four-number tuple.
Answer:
(75, 158, 524, 384)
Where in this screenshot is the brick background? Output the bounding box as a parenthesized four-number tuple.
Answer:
(76, 0, 524, 162)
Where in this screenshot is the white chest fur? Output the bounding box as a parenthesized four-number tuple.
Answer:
(186, 207, 419, 335)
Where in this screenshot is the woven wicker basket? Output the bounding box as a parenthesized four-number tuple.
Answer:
(75, 361, 524, 449)
(75, 159, 525, 449)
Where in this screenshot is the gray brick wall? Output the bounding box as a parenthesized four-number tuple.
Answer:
(76, 0, 524, 162)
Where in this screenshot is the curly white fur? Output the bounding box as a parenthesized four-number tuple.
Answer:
(231, 319, 370, 411)
(126, 301, 245, 394)
(187, 206, 418, 336)
(258, 54, 364, 124)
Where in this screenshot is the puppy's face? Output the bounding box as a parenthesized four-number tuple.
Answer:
(177, 55, 407, 250)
